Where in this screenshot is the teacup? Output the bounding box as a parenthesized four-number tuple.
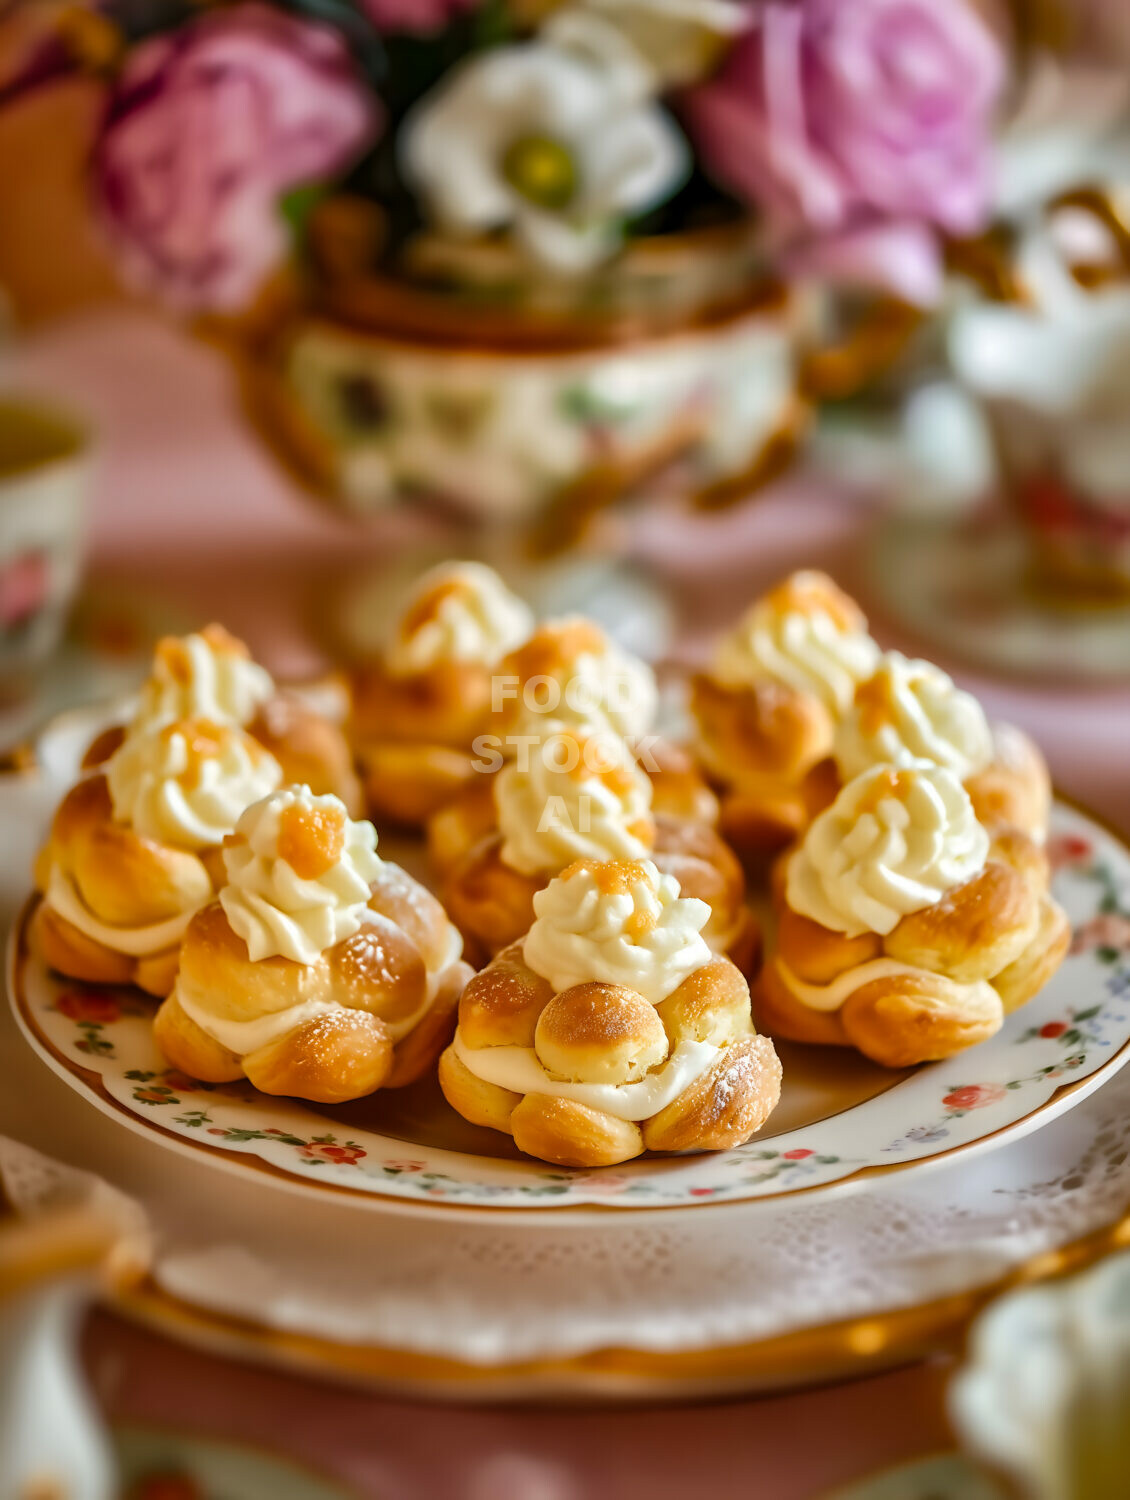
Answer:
(0, 395, 89, 705)
(949, 191, 1130, 603)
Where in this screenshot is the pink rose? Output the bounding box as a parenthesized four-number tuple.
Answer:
(942, 1083, 1007, 1112)
(682, 0, 1004, 303)
(360, 0, 479, 36)
(300, 1141, 366, 1165)
(1047, 833, 1093, 872)
(92, 4, 381, 312)
(1071, 914, 1130, 956)
(161, 1070, 203, 1093)
(570, 1172, 631, 1195)
(56, 990, 121, 1025)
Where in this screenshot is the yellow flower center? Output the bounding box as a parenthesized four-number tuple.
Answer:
(502, 135, 577, 211)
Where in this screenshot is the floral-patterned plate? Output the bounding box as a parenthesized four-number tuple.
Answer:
(9, 804, 1130, 1213)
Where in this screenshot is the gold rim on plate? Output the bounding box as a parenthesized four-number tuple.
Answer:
(112, 1204, 1130, 1402)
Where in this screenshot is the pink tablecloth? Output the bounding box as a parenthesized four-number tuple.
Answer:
(12, 307, 1130, 1498)
(82, 1311, 955, 1500)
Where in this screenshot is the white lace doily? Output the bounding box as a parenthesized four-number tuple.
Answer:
(2, 1018, 1129, 1367)
(149, 1066, 1130, 1362)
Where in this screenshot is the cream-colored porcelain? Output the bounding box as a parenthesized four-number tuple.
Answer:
(952, 1249, 1130, 1500)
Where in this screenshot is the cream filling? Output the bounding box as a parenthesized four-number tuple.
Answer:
(175, 920, 464, 1057)
(175, 978, 340, 1056)
(452, 1031, 720, 1122)
(777, 956, 993, 1013)
(47, 865, 201, 958)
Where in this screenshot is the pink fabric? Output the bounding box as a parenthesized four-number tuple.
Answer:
(82, 1310, 955, 1499)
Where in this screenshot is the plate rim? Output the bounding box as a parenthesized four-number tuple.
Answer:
(11, 794, 1130, 1222)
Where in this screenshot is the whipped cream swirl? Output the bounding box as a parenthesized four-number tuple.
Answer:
(495, 722, 654, 876)
(787, 762, 990, 937)
(386, 561, 534, 677)
(524, 858, 712, 1005)
(106, 719, 281, 850)
(133, 626, 274, 731)
(220, 786, 383, 964)
(835, 653, 994, 783)
(711, 572, 879, 714)
(509, 617, 659, 743)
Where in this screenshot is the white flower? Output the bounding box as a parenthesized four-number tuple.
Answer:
(399, 15, 690, 273)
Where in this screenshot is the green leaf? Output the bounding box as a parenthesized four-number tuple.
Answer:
(279, 182, 329, 256)
(559, 384, 638, 427)
(472, 0, 515, 50)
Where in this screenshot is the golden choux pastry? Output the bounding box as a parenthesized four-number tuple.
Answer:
(349, 561, 535, 828)
(34, 718, 283, 996)
(755, 762, 1070, 1068)
(83, 624, 362, 814)
(153, 785, 471, 1103)
(497, 615, 716, 824)
(439, 859, 782, 1166)
(438, 722, 756, 969)
(832, 652, 1051, 842)
(690, 571, 880, 858)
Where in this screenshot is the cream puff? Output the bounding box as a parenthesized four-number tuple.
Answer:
(428, 616, 716, 872)
(439, 722, 755, 972)
(690, 571, 880, 858)
(154, 785, 471, 1103)
(756, 762, 1070, 1068)
(349, 561, 535, 828)
(496, 616, 717, 825)
(439, 858, 782, 1167)
(34, 718, 283, 996)
(83, 624, 361, 814)
(833, 652, 1050, 841)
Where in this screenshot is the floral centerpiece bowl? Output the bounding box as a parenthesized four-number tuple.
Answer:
(240, 214, 811, 526)
(0, 0, 1009, 534)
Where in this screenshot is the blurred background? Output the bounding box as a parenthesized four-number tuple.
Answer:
(1, 0, 1129, 709)
(2, 1, 1130, 1496)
